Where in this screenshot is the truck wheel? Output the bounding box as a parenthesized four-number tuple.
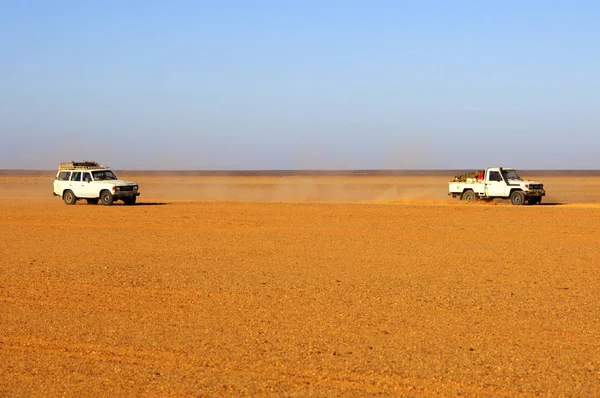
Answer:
(123, 197, 136, 206)
(461, 190, 477, 203)
(510, 191, 525, 206)
(63, 190, 77, 205)
(86, 199, 99, 205)
(100, 190, 114, 206)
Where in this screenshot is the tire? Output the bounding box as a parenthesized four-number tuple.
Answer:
(461, 190, 477, 203)
(528, 197, 541, 206)
(63, 190, 77, 205)
(100, 190, 114, 206)
(86, 198, 99, 205)
(123, 197, 136, 206)
(510, 190, 525, 206)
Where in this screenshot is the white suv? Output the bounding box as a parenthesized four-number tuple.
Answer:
(53, 161, 140, 206)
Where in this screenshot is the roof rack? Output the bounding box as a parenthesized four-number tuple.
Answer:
(59, 161, 109, 170)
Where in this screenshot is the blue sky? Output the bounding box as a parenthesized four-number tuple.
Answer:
(1, 1, 599, 169)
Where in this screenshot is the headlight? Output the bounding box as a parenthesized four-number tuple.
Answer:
(133, 185, 138, 190)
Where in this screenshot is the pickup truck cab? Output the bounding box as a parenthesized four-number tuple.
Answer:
(53, 161, 140, 206)
(448, 168, 545, 205)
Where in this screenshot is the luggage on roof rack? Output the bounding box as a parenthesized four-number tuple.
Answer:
(59, 161, 109, 170)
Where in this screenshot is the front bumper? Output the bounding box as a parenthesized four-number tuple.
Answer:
(525, 189, 545, 197)
(113, 191, 140, 199)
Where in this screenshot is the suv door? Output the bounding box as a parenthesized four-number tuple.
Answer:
(69, 171, 85, 197)
(78, 172, 97, 198)
(485, 170, 508, 197)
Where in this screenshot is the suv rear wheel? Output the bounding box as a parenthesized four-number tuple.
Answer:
(461, 190, 477, 203)
(63, 190, 77, 205)
(100, 190, 114, 206)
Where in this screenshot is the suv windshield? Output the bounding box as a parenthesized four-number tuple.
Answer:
(503, 169, 522, 181)
(92, 170, 118, 181)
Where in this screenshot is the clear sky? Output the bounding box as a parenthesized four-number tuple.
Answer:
(1, 1, 599, 170)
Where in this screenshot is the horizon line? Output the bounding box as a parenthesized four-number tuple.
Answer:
(1, 168, 600, 177)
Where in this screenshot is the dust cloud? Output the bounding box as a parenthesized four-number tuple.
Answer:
(108, 136, 457, 203)
(122, 174, 453, 203)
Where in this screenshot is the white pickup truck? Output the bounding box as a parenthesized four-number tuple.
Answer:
(448, 168, 545, 205)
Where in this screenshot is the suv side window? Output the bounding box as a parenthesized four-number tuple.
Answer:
(71, 172, 82, 181)
(58, 171, 71, 181)
(489, 171, 502, 182)
(83, 172, 92, 182)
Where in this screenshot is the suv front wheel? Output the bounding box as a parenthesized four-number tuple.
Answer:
(123, 197, 136, 206)
(510, 190, 525, 206)
(100, 190, 114, 206)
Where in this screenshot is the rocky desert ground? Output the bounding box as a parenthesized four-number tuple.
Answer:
(1, 172, 600, 396)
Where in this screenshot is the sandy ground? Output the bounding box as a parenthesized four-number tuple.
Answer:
(1, 173, 600, 396)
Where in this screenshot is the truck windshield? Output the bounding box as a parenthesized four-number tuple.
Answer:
(92, 170, 118, 181)
(503, 170, 522, 180)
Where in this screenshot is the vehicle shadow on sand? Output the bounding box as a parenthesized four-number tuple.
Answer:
(538, 202, 565, 206)
(118, 202, 168, 206)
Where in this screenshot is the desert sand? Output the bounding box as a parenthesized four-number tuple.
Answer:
(1, 172, 600, 396)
